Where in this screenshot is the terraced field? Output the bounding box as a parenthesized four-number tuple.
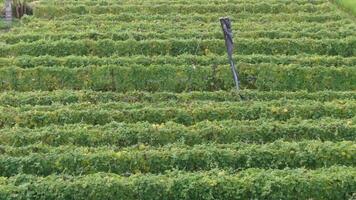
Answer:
(0, 0, 355, 199)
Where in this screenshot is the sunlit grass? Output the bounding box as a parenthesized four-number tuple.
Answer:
(334, 0, 356, 16)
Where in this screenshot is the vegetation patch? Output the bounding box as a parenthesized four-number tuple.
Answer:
(334, 0, 356, 16)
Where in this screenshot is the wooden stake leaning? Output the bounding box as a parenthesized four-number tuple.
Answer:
(220, 17, 240, 91)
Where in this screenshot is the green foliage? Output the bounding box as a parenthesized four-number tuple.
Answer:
(0, 118, 354, 147)
(1, 28, 355, 44)
(32, 3, 333, 18)
(0, 100, 354, 127)
(1, 54, 355, 69)
(0, 141, 354, 176)
(0, 90, 354, 106)
(334, 0, 356, 16)
(0, 0, 355, 198)
(0, 167, 354, 200)
(1, 38, 355, 57)
(0, 20, 11, 30)
(9, 12, 348, 35)
(0, 65, 354, 92)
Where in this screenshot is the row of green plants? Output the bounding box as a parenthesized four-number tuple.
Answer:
(1, 140, 352, 157)
(15, 13, 350, 32)
(22, 11, 350, 25)
(13, 14, 348, 37)
(10, 18, 355, 31)
(2, 29, 354, 44)
(0, 90, 355, 106)
(32, 3, 333, 18)
(0, 100, 354, 127)
(31, 1, 329, 7)
(0, 118, 354, 147)
(6, 99, 353, 112)
(0, 167, 354, 199)
(0, 65, 354, 91)
(0, 141, 354, 176)
(1, 38, 355, 57)
(35, 0, 327, 6)
(1, 54, 354, 68)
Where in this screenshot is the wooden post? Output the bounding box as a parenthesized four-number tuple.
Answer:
(5, 0, 13, 22)
(220, 17, 240, 91)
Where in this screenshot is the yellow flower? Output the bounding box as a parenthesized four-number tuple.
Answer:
(271, 107, 278, 113)
(218, 171, 225, 176)
(152, 124, 160, 129)
(204, 48, 210, 55)
(152, 123, 164, 129)
(138, 144, 146, 150)
(207, 179, 217, 186)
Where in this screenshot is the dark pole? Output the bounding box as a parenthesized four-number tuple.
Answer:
(220, 17, 240, 90)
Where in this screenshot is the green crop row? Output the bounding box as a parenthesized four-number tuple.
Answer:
(2, 99, 353, 119)
(24, 12, 350, 26)
(35, 0, 327, 6)
(24, 11, 348, 22)
(2, 29, 355, 45)
(0, 99, 354, 127)
(0, 141, 354, 176)
(0, 65, 354, 92)
(0, 90, 355, 106)
(1, 140, 352, 158)
(1, 30, 352, 45)
(0, 167, 354, 199)
(8, 21, 355, 38)
(38, 0, 327, 4)
(32, 3, 333, 18)
(1, 38, 355, 57)
(1, 54, 354, 68)
(3, 99, 353, 112)
(0, 118, 354, 147)
(17, 13, 350, 32)
(13, 14, 349, 36)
